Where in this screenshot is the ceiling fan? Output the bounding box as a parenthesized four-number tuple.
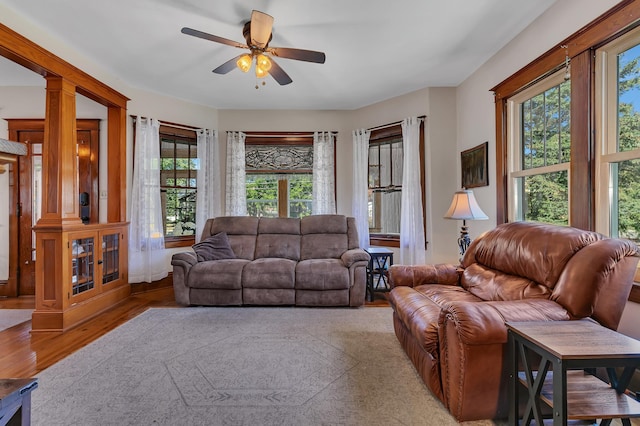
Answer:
(181, 10, 326, 86)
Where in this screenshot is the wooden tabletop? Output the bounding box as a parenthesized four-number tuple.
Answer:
(506, 320, 640, 360)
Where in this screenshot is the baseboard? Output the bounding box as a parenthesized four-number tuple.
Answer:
(130, 273, 173, 294)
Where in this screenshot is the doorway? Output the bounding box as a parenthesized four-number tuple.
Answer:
(0, 119, 99, 297)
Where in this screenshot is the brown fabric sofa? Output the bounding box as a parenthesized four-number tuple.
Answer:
(388, 221, 640, 421)
(171, 214, 370, 307)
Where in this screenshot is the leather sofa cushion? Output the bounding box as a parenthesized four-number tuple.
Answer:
(187, 259, 250, 289)
(466, 221, 602, 290)
(389, 285, 481, 354)
(296, 259, 350, 290)
(243, 258, 296, 289)
(461, 263, 551, 301)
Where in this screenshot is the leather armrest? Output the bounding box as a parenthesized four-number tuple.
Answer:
(341, 248, 370, 268)
(439, 299, 571, 345)
(388, 264, 461, 288)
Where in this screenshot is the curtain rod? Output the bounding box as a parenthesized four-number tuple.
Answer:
(238, 131, 338, 138)
(129, 115, 201, 131)
(367, 115, 426, 132)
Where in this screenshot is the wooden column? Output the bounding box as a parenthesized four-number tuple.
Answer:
(32, 76, 81, 331)
(107, 106, 126, 223)
(39, 76, 82, 226)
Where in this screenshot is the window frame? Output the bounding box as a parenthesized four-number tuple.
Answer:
(244, 132, 329, 219)
(506, 69, 571, 223)
(595, 27, 640, 242)
(134, 122, 199, 248)
(367, 122, 426, 248)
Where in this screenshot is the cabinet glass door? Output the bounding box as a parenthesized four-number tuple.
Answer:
(102, 233, 120, 284)
(72, 237, 94, 295)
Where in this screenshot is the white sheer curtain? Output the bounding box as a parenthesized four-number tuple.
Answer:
(196, 129, 221, 242)
(400, 117, 426, 265)
(312, 131, 336, 214)
(129, 117, 168, 283)
(225, 131, 247, 216)
(352, 129, 370, 248)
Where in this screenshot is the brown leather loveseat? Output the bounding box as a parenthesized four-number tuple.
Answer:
(388, 221, 640, 421)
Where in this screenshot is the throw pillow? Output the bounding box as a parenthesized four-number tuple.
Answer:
(192, 232, 236, 262)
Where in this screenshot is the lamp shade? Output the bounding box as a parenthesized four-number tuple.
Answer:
(443, 189, 488, 220)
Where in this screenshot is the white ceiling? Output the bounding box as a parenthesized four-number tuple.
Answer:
(0, 0, 557, 110)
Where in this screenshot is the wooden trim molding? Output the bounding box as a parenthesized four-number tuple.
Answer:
(0, 23, 128, 108)
(630, 284, 640, 304)
(492, 0, 640, 226)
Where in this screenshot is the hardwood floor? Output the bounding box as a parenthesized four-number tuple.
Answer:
(0, 287, 389, 378)
(0, 287, 178, 378)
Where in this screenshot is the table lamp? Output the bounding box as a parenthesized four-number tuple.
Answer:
(444, 189, 488, 258)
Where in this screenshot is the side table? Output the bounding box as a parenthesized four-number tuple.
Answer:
(507, 320, 640, 426)
(0, 378, 38, 426)
(364, 247, 393, 302)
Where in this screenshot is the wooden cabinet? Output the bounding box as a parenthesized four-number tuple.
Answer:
(32, 223, 129, 332)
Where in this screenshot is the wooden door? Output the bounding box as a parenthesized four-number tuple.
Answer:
(2, 119, 99, 297)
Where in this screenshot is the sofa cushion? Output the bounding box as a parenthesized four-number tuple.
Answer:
(461, 263, 551, 302)
(301, 214, 347, 234)
(243, 258, 296, 289)
(300, 215, 349, 260)
(465, 221, 602, 290)
(389, 285, 482, 354)
(296, 259, 350, 290)
(209, 216, 259, 260)
(187, 259, 249, 289)
(192, 232, 236, 262)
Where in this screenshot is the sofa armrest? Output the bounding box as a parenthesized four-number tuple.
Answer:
(171, 251, 198, 269)
(440, 299, 571, 346)
(341, 248, 370, 268)
(171, 251, 197, 306)
(388, 264, 461, 288)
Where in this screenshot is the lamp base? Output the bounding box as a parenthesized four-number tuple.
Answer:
(457, 223, 471, 259)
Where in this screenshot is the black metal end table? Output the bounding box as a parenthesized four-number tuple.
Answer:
(364, 247, 393, 302)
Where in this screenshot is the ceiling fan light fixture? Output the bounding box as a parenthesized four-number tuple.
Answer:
(255, 64, 268, 78)
(256, 54, 272, 72)
(236, 54, 252, 72)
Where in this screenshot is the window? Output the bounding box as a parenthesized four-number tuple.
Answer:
(158, 125, 198, 242)
(368, 137, 403, 234)
(246, 174, 312, 218)
(596, 28, 640, 243)
(366, 122, 425, 247)
(507, 70, 571, 224)
(244, 133, 315, 218)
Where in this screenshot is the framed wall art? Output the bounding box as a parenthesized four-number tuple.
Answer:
(461, 141, 488, 188)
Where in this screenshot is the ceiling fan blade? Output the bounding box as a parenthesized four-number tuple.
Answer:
(181, 27, 247, 49)
(212, 55, 244, 74)
(268, 59, 293, 85)
(268, 47, 325, 64)
(250, 10, 274, 48)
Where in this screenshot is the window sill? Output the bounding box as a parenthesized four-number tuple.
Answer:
(164, 236, 195, 248)
(369, 235, 400, 248)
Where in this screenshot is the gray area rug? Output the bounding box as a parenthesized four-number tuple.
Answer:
(0, 309, 32, 332)
(32, 307, 497, 426)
